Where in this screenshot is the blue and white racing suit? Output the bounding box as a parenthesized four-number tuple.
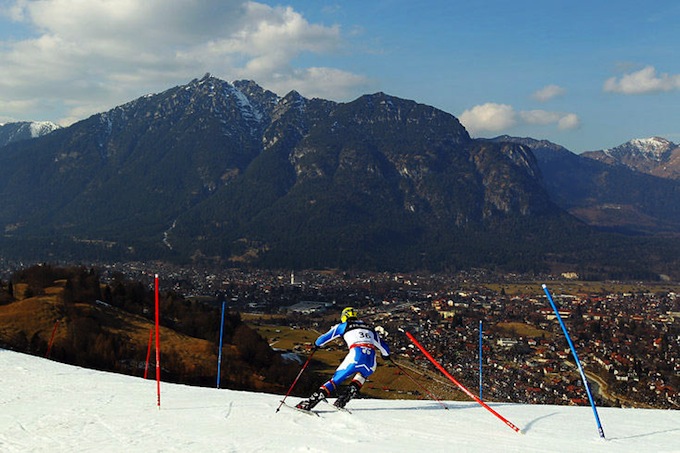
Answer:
(315, 319, 390, 395)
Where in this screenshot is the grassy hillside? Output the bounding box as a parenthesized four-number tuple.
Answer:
(0, 266, 308, 395)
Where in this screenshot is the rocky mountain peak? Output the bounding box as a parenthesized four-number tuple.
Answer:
(581, 136, 680, 179)
(603, 136, 676, 161)
(0, 121, 61, 148)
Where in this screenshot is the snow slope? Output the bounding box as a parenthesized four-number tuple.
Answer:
(1, 349, 678, 452)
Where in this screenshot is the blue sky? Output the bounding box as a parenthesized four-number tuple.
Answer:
(1, 0, 679, 152)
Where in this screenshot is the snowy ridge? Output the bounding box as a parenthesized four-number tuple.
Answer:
(1, 349, 678, 452)
(29, 121, 60, 137)
(602, 137, 676, 161)
(0, 121, 60, 147)
(88, 75, 271, 148)
(192, 73, 265, 123)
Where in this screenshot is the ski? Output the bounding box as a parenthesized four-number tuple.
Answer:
(278, 400, 352, 416)
(278, 401, 320, 417)
(325, 400, 352, 414)
(332, 405, 352, 414)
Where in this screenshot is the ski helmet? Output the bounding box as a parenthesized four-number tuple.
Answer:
(341, 307, 357, 323)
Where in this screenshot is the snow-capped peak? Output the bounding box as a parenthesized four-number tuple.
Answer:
(29, 121, 61, 138)
(604, 136, 676, 161)
(629, 137, 674, 156)
(0, 121, 61, 148)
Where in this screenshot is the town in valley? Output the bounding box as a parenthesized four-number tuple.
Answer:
(80, 262, 680, 410)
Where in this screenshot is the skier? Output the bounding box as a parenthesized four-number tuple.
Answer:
(296, 306, 390, 411)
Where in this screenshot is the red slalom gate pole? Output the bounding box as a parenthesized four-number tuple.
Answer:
(154, 274, 161, 408)
(405, 331, 521, 434)
(45, 320, 59, 358)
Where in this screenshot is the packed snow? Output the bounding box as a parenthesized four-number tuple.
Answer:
(1, 349, 678, 452)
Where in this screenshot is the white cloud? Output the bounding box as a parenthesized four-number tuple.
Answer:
(519, 110, 580, 130)
(531, 84, 565, 102)
(519, 110, 561, 126)
(266, 67, 369, 100)
(557, 113, 580, 130)
(459, 103, 517, 135)
(0, 98, 43, 119)
(460, 104, 579, 136)
(603, 66, 680, 94)
(0, 0, 368, 124)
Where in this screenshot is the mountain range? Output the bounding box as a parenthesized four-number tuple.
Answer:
(490, 136, 680, 237)
(583, 137, 680, 179)
(1, 74, 680, 277)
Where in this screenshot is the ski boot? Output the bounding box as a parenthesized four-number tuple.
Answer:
(296, 388, 328, 411)
(334, 381, 361, 409)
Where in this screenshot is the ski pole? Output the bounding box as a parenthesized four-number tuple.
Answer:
(389, 357, 448, 409)
(276, 347, 316, 413)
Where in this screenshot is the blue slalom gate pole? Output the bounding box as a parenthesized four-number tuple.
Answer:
(217, 300, 226, 389)
(542, 284, 605, 439)
(479, 320, 483, 400)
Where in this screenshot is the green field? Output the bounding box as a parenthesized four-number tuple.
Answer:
(495, 322, 551, 339)
(482, 280, 680, 296)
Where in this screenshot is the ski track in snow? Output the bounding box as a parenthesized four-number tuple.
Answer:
(1, 349, 679, 452)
